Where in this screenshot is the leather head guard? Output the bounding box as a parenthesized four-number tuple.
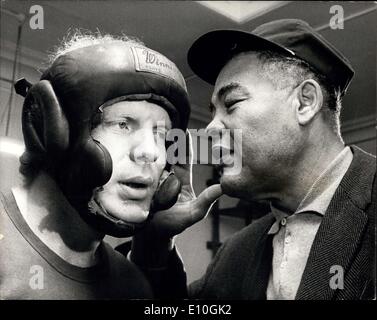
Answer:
(15, 42, 191, 237)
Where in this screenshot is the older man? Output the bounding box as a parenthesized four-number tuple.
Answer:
(131, 19, 375, 300)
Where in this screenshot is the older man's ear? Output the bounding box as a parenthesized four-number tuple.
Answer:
(295, 79, 324, 125)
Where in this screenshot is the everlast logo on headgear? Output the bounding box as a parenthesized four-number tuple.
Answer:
(131, 46, 187, 90)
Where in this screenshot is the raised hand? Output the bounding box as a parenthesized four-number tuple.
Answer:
(143, 130, 223, 239)
(130, 131, 223, 267)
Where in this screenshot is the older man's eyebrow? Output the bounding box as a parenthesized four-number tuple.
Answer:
(209, 82, 249, 112)
(217, 82, 248, 101)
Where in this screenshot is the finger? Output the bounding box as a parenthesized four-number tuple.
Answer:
(173, 129, 195, 194)
(185, 129, 194, 167)
(159, 169, 171, 183)
(194, 184, 223, 211)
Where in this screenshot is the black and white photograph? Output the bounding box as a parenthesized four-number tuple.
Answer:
(0, 0, 375, 308)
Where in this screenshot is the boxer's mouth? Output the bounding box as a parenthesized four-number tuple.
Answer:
(122, 176, 153, 188)
(119, 176, 154, 200)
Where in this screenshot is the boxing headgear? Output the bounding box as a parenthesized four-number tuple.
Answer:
(15, 42, 191, 237)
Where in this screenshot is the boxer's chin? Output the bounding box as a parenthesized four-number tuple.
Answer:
(103, 199, 151, 224)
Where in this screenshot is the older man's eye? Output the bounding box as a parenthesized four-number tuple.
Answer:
(225, 99, 242, 108)
(224, 99, 243, 113)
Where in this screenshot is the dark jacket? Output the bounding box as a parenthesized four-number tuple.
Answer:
(188, 146, 376, 299)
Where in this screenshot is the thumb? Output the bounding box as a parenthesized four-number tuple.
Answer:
(191, 184, 223, 221)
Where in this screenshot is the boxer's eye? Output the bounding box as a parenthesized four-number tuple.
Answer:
(154, 127, 168, 141)
(102, 116, 133, 133)
(115, 117, 133, 131)
(118, 121, 129, 130)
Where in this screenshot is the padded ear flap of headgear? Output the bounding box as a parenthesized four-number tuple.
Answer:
(150, 171, 181, 212)
(63, 137, 113, 208)
(22, 80, 69, 160)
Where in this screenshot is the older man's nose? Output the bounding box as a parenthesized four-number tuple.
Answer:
(205, 117, 226, 144)
(205, 115, 226, 135)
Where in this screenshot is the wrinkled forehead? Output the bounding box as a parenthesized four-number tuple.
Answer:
(212, 52, 262, 100)
(217, 52, 262, 83)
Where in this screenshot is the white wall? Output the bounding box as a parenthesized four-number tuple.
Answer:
(0, 40, 44, 192)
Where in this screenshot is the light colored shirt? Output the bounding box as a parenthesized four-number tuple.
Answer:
(266, 147, 353, 300)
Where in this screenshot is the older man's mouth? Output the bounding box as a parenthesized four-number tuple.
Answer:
(212, 145, 234, 167)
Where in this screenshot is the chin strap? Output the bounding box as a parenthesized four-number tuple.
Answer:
(86, 193, 144, 237)
(87, 194, 142, 228)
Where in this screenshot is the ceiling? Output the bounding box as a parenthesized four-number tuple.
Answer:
(1, 1, 376, 126)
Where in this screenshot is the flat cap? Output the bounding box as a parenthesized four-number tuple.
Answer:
(188, 19, 354, 95)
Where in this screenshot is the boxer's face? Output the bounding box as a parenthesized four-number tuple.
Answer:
(91, 101, 171, 224)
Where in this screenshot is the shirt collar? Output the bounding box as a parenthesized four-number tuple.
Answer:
(268, 205, 289, 234)
(268, 146, 353, 235)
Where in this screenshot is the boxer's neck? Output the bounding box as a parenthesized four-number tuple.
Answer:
(12, 171, 104, 268)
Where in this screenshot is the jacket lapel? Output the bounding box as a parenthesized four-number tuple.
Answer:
(296, 146, 375, 300)
(295, 190, 368, 299)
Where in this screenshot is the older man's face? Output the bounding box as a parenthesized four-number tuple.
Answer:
(91, 101, 171, 224)
(207, 53, 303, 202)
